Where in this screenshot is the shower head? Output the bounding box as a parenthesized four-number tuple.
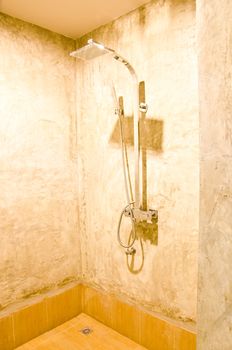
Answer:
(70, 39, 114, 60)
(70, 38, 133, 70)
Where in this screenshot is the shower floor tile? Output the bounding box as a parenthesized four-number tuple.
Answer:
(16, 313, 147, 349)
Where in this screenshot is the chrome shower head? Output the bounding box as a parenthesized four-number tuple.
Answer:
(70, 39, 114, 61)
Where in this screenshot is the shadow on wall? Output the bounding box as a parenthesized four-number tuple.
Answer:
(109, 82, 163, 273)
(109, 115, 163, 152)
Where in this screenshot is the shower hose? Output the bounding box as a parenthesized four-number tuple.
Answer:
(117, 113, 136, 249)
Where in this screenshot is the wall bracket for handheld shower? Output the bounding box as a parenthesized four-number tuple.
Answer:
(139, 102, 148, 113)
(115, 108, 124, 116)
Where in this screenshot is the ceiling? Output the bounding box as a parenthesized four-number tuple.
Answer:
(0, 0, 149, 39)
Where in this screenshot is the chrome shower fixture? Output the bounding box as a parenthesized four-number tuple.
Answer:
(70, 39, 113, 60)
(70, 39, 131, 67)
(70, 39, 158, 252)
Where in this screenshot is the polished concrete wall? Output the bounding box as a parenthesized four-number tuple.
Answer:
(76, 0, 198, 324)
(197, 0, 232, 348)
(0, 13, 81, 309)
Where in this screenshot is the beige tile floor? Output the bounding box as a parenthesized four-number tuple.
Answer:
(16, 313, 147, 350)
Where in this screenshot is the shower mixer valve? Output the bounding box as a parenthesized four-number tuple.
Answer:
(133, 208, 158, 224)
(124, 207, 158, 224)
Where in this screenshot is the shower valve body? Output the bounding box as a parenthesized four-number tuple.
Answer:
(133, 208, 158, 224)
(124, 207, 158, 224)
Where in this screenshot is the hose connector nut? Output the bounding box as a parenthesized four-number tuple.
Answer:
(125, 247, 136, 255)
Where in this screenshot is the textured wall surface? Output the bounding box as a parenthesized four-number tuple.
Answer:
(197, 0, 232, 348)
(0, 13, 80, 309)
(76, 0, 198, 324)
